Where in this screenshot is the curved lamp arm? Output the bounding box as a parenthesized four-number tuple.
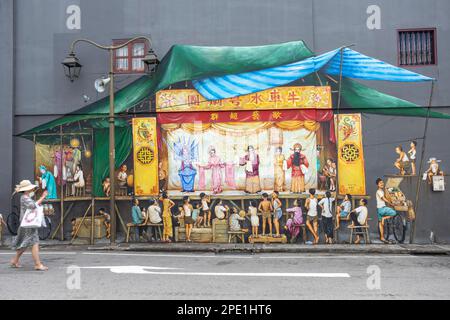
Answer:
(68, 36, 153, 53)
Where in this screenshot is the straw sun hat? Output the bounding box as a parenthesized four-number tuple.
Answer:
(14, 180, 38, 193)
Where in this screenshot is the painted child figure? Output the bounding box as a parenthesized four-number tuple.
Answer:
(102, 177, 111, 197)
(258, 193, 273, 236)
(305, 188, 319, 244)
(285, 198, 303, 243)
(192, 202, 202, 228)
(200, 193, 212, 227)
(272, 191, 283, 237)
(319, 191, 335, 244)
(248, 201, 259, 238)
(214, 199, 229, 220)
(335, 194, 352, 230)
(408, 141, 417, 175)
(394, 145, 410, 175)
(229, 207, 246, 232)
(98, 207, 111, 239)
(182, 196, 194, 242)
(349, 199, 369, 244)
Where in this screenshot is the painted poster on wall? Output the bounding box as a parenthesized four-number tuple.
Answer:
(336, 113, 366, 195)
(132, 117, 159, 196)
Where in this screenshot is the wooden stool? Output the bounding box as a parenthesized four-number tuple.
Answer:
(118, 186, 127, 196)
(65, 181, 73, 197)
(349, 224, 371, 244)
(334, 216, 351, 243)
(74, 185, 86, 197)
(147, 223, 163, 241)
(228, 230, 246, 243)
(290, 224, 306, 243)
(126, 223, 142, 243)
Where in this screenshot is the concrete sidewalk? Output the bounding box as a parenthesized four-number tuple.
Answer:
(1, 236, 449, 255)
(87, 242, 450, 255)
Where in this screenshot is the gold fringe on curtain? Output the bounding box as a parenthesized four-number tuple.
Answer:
(161, 120, 320, 134)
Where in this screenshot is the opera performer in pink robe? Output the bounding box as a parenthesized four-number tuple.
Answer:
(200, 147, 225, 194)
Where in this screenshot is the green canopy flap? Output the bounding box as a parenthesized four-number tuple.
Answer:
(92, 126, 133, 196)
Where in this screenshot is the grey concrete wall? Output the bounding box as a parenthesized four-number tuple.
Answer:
(0, 0, 14, 215)
(4, 0, 450, 242)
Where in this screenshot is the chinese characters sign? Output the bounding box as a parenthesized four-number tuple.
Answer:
(156, 86, 332, 112)
(132, 118, 159, 196)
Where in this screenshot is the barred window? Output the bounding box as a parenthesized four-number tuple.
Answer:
(398, 29, 437, 66)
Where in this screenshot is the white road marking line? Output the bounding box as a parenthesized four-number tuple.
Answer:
(79, 265, 351, 277)
(82, 252, 253, 259)
(259, 255, 420, 259)
(0, 252, 77, 255)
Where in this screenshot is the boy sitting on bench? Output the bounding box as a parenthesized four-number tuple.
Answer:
(349, 199, 368, 244)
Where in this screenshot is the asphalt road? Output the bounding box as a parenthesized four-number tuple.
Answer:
(0, 250, 449, 300)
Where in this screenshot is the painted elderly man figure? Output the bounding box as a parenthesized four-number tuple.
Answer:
(39, 165, 58, 199)
(240, 146, 261, 194)
(287, 143, 309, 193)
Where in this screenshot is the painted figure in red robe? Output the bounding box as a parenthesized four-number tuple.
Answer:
(287, 143, 309, 193)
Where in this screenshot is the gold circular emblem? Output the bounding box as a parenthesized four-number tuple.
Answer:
(340, 143, 360, 163)
(136, 146, 154, 165)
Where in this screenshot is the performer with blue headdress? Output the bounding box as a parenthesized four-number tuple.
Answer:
(172, 137, 198, 192)
(39, 165, 58, 199)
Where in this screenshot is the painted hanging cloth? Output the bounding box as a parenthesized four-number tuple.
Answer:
(39, 165, 58, 199)
(225, 163, 237, 189)
(192, 48, 434, 100)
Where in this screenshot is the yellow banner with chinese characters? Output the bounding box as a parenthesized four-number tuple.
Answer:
(132, 118, 159, 196)
(156, 86, 332, 112)
(336, 113, 366, 195)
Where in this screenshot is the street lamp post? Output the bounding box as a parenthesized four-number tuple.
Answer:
(62, 37, 159, 244)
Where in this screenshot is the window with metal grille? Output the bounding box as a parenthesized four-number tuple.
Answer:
(398, 29, 437, 66)
(113, 39, 147, 73)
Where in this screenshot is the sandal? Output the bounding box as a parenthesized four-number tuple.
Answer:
(34, 264, 49, 271)
(380, 239, 390, 244)
(10, 262, 22, 269)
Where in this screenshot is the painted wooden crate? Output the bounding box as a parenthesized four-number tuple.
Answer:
(212, 218, 228, 243)
(176, 227, 213, 243)
(74, 216, 106, 239)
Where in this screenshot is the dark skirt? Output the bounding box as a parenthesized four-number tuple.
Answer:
(184, 216, 194, 225)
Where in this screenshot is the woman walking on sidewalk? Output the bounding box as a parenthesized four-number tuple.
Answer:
(10, 180, 49, 271)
